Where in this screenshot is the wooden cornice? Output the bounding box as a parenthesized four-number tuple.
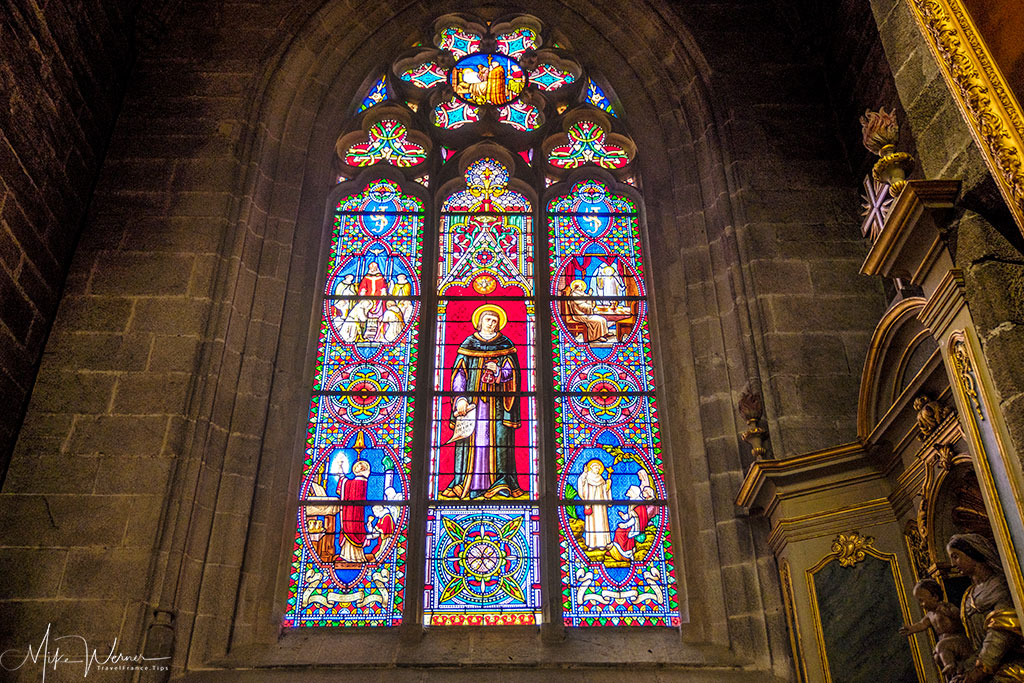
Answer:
(735, 442, 871, 513)
(860, 179, 961, 279)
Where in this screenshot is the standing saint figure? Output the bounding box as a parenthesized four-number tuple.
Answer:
(577, 459, 612, 550)
(589, 262, 626, 306)
(441, 305, 524, 500)
(334, 456, 371, 564)
(483, 59, 508, 104)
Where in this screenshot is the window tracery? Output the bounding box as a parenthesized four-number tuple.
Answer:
(284, 12, 677, 630)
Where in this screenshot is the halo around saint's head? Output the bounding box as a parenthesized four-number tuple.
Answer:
(471, 303, 508, 330)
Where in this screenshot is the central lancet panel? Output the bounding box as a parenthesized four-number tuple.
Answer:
(425, 154, 542, 625)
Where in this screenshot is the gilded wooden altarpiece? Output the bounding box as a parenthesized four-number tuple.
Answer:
(906, 0, 1024, 235)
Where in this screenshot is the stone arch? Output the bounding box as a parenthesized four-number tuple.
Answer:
(134, 0, 786, 675)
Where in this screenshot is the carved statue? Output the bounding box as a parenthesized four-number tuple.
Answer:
(899, 578, 972, 679)
(946, 534, 1024, 682)
(915, 394, 949, 440)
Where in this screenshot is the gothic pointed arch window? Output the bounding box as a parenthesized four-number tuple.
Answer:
(283, 13, 679, 630)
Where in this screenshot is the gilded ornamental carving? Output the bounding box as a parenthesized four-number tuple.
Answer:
(831, 531, 876, 568)
(907, 0, 1024, 235)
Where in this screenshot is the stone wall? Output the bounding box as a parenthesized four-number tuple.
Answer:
(683, 1, 887, 460)
(779, 0, 915, 178)
(0, 0, 142, 478)
(0, 1, 896, 680)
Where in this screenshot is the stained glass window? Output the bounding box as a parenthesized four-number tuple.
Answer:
(343, 119, 428, 168)
(400, 61, 448, 89)
(548, 179, 678, 626)
(497, 101, 542, 132)
(284, 177, 425, 627)
(396, 19, 568, 133)
(432, 97, 481, 130)
(495, 26, 539, 57)
(586, 79, 618, 117)
(547, 118, 633, 170)
(359, 74, 388, 112)
(288, 12, 678, 631)
(438, 25, 482, 58)
(530, 62, 577, 91)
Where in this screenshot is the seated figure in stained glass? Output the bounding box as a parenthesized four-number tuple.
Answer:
(563, 280, 611, 343)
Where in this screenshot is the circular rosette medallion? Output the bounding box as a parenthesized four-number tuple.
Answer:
(566, 364, 641, 424)
(324, 364, 403, 424)
(450, 53, 526, 106)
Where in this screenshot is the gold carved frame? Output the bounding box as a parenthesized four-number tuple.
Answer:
(805, 533, 926, 683)
(946, 329, 1024, 611)
(906, 0, 1024, 234)
(779, 559, 808, 683)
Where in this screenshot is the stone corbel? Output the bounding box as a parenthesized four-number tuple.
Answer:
(860, 179, 960, 299)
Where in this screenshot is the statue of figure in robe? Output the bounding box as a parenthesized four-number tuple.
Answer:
(440, 305, 525, 499)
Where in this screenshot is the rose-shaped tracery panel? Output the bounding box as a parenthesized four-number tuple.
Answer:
(335, 108, 432, 173)
(543, 111, 635, 176)
(391, 14, 579, 134)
